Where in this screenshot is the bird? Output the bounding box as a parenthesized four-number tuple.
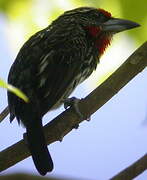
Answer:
(7, 7, 140, 176)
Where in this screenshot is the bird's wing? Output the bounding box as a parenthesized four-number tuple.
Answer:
(8, 25, 95, 118)
(36, 35, 92, 115)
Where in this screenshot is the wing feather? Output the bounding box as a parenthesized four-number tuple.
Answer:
(36, 37, 88, 114)
(8, 23, 96, 119)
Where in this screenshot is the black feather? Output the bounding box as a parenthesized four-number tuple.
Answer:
(7, 7, 112, 175)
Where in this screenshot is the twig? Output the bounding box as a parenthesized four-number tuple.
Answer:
(0, 41, 147, 179)
(0, 173, 71, 180)
(110, 154, 147, 180)
(0, 106, 9, 122)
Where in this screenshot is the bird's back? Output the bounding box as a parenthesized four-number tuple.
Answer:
(8, 18, 99, 123)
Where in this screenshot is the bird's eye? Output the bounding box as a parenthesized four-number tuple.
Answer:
(96, 12, 110, 22)
(98, 9, 112, 18)
(95, 9, 111, 22)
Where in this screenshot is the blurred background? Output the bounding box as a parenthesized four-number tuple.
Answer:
(0, 0, 147, 179)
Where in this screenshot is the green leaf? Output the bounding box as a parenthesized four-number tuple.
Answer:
(0, 79, 29, 103)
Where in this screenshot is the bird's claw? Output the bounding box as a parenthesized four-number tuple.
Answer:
(59, 135, 64, 142)
(64, 97, 84, 120)
(64, 97, 91, 123)
(73, 124, 79, 129)
(86, 117, 91, 121)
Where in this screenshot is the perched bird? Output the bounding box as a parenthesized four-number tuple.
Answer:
(7, 7, 140, 175)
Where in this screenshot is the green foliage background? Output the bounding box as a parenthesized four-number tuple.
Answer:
(0, 0, 146, 43)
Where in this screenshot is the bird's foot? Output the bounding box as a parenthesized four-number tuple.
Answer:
(59, 135, 64, 142)
(64, 97, 92, 128)
(64, 97, 83, 120)
(64, 97, 82, 129)
(64, 97, 91, 128)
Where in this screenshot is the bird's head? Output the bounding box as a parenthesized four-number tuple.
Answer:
(63, 7, 140, 55)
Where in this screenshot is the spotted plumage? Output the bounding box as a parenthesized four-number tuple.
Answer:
(7, 7, 140, 176)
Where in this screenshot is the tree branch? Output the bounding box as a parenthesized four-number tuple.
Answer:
(110, 154, 147, 180)
(0, 41, 147, 179)
(0, 173, 72, 180)
(0, 106, 9, 122)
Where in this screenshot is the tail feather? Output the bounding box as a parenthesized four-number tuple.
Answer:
(26, 119, 53, 175)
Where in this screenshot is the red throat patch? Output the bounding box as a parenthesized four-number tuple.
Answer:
(86, 26, 112, 55)
(86, 9, 112, 55)
(96, 35, 112, 55)
(86, 26, 101, 37)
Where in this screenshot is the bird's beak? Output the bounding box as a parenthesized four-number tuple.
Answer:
(102, 18, 140, 33)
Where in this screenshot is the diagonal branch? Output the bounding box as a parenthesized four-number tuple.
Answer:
(0, 106, 9, 122)
(110, 153, 147, 180)
(0, 41, 147, 179)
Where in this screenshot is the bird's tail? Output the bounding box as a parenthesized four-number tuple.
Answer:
(26, 119, 53, 175)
